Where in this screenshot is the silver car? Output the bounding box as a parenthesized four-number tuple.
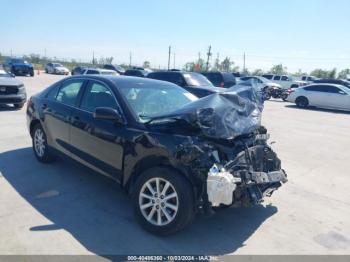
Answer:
(45, 63, 70, 75)
(0, 69, 27, 108)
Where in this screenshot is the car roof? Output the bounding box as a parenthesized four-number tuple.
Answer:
(303, 83, 345, 88)
(84, 68, 114, 72)
(69, 74, 174, 85)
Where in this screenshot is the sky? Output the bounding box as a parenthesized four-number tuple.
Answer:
(1, 0, 350, 72)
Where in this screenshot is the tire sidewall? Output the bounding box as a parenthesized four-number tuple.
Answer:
(32, 124, 52, 163)
(296, 96, 308, 108)
(132, 167, 195, 235)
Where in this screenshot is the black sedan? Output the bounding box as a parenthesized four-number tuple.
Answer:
(26, 75, 286, 235)
(147, 71, 223, 98)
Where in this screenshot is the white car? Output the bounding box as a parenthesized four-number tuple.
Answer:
(287, 84, 350, 111)
(262, 74, 307, 89)
(45, 63, 70, 75)
(82, 68, 119, 75)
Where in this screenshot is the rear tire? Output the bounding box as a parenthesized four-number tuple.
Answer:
(296, 96, 309, 108)
(32, 124, 55, 163)
(132, 167, 195, 236)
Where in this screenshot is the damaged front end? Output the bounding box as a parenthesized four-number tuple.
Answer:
(169, 85, 287, 211)
(206, 128, 287, 208)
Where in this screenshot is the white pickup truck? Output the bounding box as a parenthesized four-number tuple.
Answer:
(262, 74, 308, 89)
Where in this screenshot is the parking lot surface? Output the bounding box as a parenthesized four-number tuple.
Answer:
(1, 74, 350, 256)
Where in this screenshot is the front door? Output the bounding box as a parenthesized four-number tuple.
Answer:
(69, 80, 125, 181)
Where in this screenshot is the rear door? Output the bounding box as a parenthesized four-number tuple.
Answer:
(42, 79, 85, 155)
(69, 79, 125, 181)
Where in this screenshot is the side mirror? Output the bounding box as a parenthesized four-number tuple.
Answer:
(93, 107, 124, 124)
(339, 91, 347, 95)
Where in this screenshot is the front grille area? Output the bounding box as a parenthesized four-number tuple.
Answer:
(0, 86, 19, 95)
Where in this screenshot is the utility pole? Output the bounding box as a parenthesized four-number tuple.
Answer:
(243, 52, 246, 72)
(129, 52, 132, 67)
(10, 49, 12, 57)
(92, 51, 95, 65)
(167, 46, 171, 70)
(206, 45, 212, 72)
(173, 52, 176, 69)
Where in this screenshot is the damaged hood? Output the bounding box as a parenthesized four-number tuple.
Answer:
(148, 85, 263, 140)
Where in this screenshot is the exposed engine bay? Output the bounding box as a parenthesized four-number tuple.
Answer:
(206, 127, 287, 208)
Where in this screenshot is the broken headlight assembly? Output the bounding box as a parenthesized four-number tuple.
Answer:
(206, 128, 287, 208)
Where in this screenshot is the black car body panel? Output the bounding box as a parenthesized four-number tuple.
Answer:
(201, 71, 236, 88)
(103, 64, 125, 75)
(147, 71, 223, 98)
(124, 69, 148, 77)
(27, 75, 286, 212)
(3, 58, 34, 76)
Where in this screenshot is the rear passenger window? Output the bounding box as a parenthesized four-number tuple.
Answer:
(56, 80, 83, 106)
(324, 86, 342, 93)
(273, 76, 281, 80)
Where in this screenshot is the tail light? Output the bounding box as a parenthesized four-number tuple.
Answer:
(220, 81, 225, 87)
(288, 88, 294, 94)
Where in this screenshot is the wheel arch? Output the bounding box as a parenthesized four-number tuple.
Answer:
(29, 119, 41, 137)
(124, 155, 197, 197)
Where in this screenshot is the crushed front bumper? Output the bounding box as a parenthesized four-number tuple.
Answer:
(206, 141, 287, 208)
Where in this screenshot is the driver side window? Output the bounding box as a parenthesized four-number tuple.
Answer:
(80, 81, 119, 112)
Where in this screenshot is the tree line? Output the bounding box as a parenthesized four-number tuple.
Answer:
(0, 52, 349, 79)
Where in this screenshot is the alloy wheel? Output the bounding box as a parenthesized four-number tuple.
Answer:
(34, 128, 46, 158)
(139, 177, 179, 226)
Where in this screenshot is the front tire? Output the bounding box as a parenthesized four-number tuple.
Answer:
(32, 124, 54, 163)
(132, 167, 195, 236)
(296, 96, 309, 108)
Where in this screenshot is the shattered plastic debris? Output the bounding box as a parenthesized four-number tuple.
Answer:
(207, 164, 241, 207)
